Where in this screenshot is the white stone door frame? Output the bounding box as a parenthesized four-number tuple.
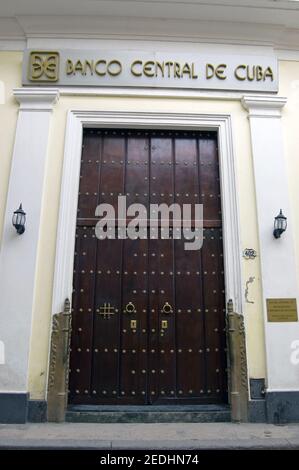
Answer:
(52, 109, 243, 321)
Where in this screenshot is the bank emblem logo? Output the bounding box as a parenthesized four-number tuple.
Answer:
(28, 51, 59, 82)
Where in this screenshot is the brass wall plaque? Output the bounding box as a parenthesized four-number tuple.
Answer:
(266, 298, 298, 322)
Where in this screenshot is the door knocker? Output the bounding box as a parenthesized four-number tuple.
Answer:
(124, 302, 137, 314)
(161, 302, 173, 314)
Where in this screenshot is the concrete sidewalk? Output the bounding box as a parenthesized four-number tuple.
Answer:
(0, 422, 299, 449)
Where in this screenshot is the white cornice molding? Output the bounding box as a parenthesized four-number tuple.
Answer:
(13, 88, 60, 111)
(241, 95, 287, 117)
(1, 14, 299, 50)
(12, 15, 299, 49)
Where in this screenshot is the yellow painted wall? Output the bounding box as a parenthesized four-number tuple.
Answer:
(0, 52, 22, 244)
(28, 94, 266, 399)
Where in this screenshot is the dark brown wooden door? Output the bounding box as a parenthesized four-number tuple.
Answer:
(69, 129, 227, 405)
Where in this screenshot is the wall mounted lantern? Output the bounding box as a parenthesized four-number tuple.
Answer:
(12, 203, 26, 235)
(273, 209, 287, 239)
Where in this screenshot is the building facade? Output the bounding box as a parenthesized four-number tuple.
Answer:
(0, 0, 299, 424)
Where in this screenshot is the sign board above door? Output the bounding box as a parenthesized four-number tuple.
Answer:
(22, 49, 278, 93)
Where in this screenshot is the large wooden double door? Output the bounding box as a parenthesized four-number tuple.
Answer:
(69, 128, 227, 405)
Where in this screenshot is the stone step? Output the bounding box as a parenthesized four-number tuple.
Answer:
(66, 405, 231, 423)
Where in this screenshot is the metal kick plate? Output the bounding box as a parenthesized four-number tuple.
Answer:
(266, 298, 298, 322)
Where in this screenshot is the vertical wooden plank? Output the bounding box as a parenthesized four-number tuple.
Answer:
(92, 237, 123, 401)
(199, 137, 222, 222)
(173, 136, 205, 399)
(98, 133, 126, 213)
(126, 135, 149, 210)
(120, 237, 148, 403)
(175, 236, 206, 399)
(201, 228, 226, 400)
(69, 226, 97, 401)
(77, 130, 101, 220)
(148, 136, 176, 403)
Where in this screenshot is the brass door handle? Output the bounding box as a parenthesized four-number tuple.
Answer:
(161, 302, 173, 314)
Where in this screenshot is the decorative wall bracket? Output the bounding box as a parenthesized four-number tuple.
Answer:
(47, 298, 72, 422)
(226, 299, 249, 422)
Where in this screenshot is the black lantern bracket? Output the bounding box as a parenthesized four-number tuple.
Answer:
(273, 209, 287, 239)
(12, 203, 26, 235)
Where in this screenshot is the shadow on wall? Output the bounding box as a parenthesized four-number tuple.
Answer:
(0, 340, 4, 364)
(0, 81, 5, 104)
